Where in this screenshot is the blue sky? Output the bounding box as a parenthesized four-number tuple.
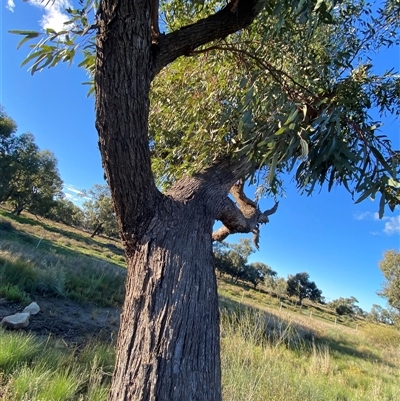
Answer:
(1, 1, 399, 312)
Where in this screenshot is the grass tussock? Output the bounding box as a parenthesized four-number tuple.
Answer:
(0, 329, 114, 401)
(0, 240, 126, 306)
(1, 208, 400, 400)
(220, 309, 400, 401)
(0, 209, 125, 267)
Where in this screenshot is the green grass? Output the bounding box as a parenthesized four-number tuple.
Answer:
(0, 240, 126, 306)
(0, 209, 125, 268)
(0, 329, 114, 401)
(1, 309, 399, 401)
(1, 208, 400, 400)
(0, 284, 31, 304)
(220, 308, 400, 401)
(0, 209, 127, 307)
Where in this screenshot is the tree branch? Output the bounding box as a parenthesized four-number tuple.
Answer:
(212, 179, 278, 247)
(152, 0, 265, 77)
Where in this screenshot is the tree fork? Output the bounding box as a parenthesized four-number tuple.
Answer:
(95, 0, 267, 400)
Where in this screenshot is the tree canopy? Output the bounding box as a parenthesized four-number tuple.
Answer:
(81, 184, 118, 238)
(11, 0, 400, 218)
(328, 296, 363, 316)
(214, 239, 277, 288)
(287, 272, 323, 305)
(0, 108, 63, 216)
(378, 250, 400, 313)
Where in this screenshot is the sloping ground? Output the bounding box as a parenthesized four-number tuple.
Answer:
(0, 296, 121, 345)
(1, 210, 400, 400)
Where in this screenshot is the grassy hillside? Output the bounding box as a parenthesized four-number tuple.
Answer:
(1, 209, 399, 400)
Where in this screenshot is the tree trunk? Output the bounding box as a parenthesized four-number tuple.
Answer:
(108, 196, 221, 400)
(90, 222, 103, 238)
(11, 204, 24, 215)
(94, 0, 266, 399)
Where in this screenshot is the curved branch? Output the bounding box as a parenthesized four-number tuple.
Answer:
(152, 0, 265, 77)
(212, 180, 279, 247)
(191, 44, 318, 102)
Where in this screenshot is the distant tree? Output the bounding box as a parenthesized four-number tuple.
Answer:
(273, 277, 289, 300)
(378, 250, 400, 313)
(287, 272, 322, 305)
(82, 184, 118, 238)
(46, 198, 85, 227)
(214, 239, 254, 283)
(213, 241, 276, 288)
(368, 304, 398, 325)
(1, 129, 63, 216)
(328, 296, 361, 317)
(0, 107, 18, 201)
(244, 262, 277, 289)
(213, 242, 233, 278)
(1, 108, 63, 216)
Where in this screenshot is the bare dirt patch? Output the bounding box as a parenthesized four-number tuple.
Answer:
(0, 296, 121, 345)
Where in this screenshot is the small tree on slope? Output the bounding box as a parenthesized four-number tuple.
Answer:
(287, 272, 323, 305)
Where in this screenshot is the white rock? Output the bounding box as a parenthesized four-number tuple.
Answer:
(1, 313, 30, 329)
(23, 302, 40, 315)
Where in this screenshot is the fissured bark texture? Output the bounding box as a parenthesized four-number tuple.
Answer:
(109, 197, 221, 400)
(94, 0, 264, 399)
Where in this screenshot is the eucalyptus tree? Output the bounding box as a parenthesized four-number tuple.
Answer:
(328, 296, 361, 316)
(81, 184, 118, 238)
(214, 238, 255, 282)
(287, 272, 323, 305)
(378, 250, 400, 314)
(7, 143, 63, 216)
(12, 0, 400, 399)
(248, 262, 277, 289)
(0, 107, 18, 202)
(46, 198, 85, 227)
(0, 110, 63, 216)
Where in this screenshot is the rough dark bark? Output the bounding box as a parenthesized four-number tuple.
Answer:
(212, 179, 279, 247)
(105, 160, 246, 401)
(11, 204, 24, 216)
(90, 222, 103, 238)
(109, 186, 220, 400)
(152, 0, 265, 77)
(94, 1, 266, 400)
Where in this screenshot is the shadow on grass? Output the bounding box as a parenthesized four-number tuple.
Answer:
(218, 294, 394, 367)
(0, 220, 127, 306)
(0, 209, 125, 260)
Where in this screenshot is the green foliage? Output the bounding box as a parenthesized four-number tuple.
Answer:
(378, 249, 400, 313)
(214, 240, 276, 288)
(0, 283, 31, 304)
(0, 108, 19, 202)
(328, 296, 363, 317)
(287, 272, 322, 305)
(0, 109, 63, 216)
(214, 239, 253, 281)
(151, 1, 400, 213)
(0, 107, 18, 198)
(272, 276, 289, 298)
(367, 303, 398, 325)
(81, 184, 118, 238)
(10, 1, 400, 215)
(244, 262, 277, 289)
(46, 198, 85, 227)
